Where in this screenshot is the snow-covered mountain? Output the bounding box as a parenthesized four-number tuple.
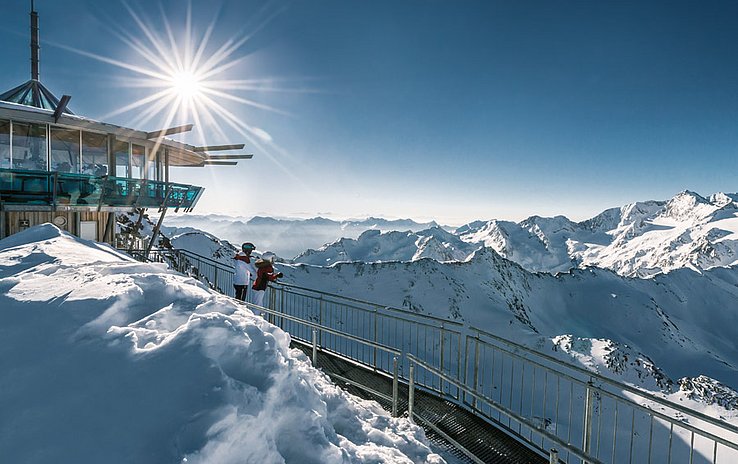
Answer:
(163, 214, 442, 260)
(459, 191, 738, 277)
(280, 246, 738, 421)
(0, 225, 446, 463)
(294, 227, 479, 266)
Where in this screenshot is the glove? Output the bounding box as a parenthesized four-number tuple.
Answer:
(276, 272, 284, 278)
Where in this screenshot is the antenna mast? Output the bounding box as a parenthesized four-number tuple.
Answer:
(30, 0, 40, 80)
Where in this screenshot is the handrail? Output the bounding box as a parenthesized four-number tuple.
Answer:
(244, 300, 402, 357)
(471, 326, 738, 438)
(407, 353, 603, 464)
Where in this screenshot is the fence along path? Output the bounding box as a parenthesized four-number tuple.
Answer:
(130, 248, 738, 464)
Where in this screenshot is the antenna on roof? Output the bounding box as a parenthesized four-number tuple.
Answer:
(30, 0, 40, 81)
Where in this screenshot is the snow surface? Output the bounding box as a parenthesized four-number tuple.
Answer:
(0, 225, 446, 464)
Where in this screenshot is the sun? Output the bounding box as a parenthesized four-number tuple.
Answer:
(57, 2, 305, 154)
(170, 71, 203, 100)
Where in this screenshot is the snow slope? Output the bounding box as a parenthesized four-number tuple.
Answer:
(0, 225, 445, 464)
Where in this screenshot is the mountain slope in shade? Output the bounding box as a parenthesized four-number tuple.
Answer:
(457, 191, 738, 277)
(294, 227, 479, 266)
(279, 247, 738, 413)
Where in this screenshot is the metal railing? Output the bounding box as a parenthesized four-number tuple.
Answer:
(126, 247, 738, 464)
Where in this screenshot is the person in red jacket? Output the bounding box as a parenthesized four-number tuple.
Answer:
(251, 257, 282, 308)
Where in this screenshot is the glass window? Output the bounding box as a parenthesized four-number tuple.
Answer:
(131, 144, 145, 179)
(50, 127, 80, 173)
(81, 132, 108, 177)
(0, 120, 9, 169)
(12, 122, 47, 171)
(114, 140, 129, 178)
(148, 147, 161, 180)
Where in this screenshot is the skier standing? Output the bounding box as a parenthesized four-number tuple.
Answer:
(233, 242, 257, 301)
(251, 255, 283, 308)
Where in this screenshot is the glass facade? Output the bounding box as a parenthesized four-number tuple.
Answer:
(12, 122, 47, 170)
(81, 132, 108, 177)
(0, 120, 9, 169)
(0, 116, 204, 211)
(50, 127, 81, 173)
(0, 168, 203, 210)
(114, 140, 129, 178)
(131, 144, 145, 179)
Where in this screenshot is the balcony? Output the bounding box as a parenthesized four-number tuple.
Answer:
(0, 168, 203, 211)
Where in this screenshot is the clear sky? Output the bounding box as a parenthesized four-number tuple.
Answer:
(2, 0, 737, 226)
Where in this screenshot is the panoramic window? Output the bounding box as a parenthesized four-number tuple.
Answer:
(0, 120, 9, 169)
(131, 144, 145, 179)
(113, 140, 129, 178)
(11, 122, 47, 171)
(50, 127, 81, 173)
(81, 132, 108, 177)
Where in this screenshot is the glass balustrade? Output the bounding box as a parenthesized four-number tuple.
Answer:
(0, 168, 203, 210)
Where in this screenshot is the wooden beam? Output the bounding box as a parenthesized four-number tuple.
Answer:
(53, 95, 72, 122)
(146, 124, 194, 139)
(205, 154, 254, 160)
(193, 144, 245, 152)
(202, 161, 239, 166)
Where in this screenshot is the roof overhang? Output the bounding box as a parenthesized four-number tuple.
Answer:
(0, 100, 235, 167)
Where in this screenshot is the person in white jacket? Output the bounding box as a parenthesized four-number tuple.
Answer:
(233, 242, 257, 301)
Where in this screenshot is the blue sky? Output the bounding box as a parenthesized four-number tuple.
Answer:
(2, 0, 737, 225)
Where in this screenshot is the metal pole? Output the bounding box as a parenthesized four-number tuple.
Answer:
(549, 448, 559, 464)
(312, 329, 318, 366)
(408, 363, 415, 423)
(583, 379, 594, 460)
(392, 356, 399, 417)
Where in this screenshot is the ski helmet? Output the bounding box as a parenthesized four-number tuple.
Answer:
(242, 242, 255, 252)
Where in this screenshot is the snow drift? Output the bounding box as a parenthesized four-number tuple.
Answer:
(0, 224, 444, 464)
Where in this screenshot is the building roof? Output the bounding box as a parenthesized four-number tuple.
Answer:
(0, 79, 73, 114)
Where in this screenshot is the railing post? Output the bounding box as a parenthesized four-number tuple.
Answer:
(439, 327, 445, 393)
(392, 356, 399, 417)
(549, 448, 558, 464)
(319, 296, 324, 347)
(582, 378, 594, 461)
(472, 334, 480, 409)
(312, 329, 318, 366)
(372, 310, 378, 371)
(268, 288, 276, 325)
(408, 363, 415, 423)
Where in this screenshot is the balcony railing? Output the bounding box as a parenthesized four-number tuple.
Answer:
(0, 168, 203, 211)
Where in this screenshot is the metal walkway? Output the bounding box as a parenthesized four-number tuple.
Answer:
(292, 341, 546, 464)
(127, 247, 738, 464)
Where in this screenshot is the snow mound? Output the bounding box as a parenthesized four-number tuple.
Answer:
(0, 225, 443, 464)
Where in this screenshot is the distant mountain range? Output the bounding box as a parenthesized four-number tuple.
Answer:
(162, 215, 441, 259)
(294, 191, 738, 277)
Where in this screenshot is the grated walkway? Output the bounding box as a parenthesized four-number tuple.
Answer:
(292, 342, 548, 464)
